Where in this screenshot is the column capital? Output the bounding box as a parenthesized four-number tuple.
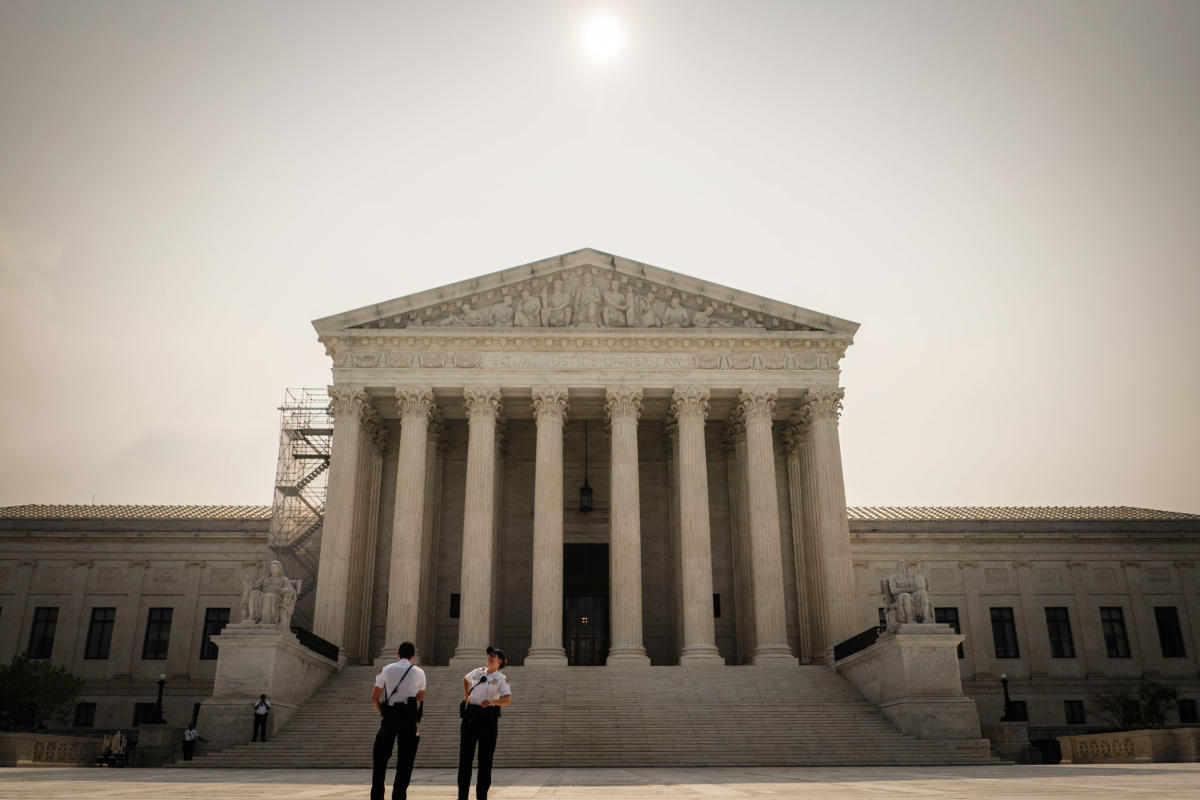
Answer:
(395, 386, 436, 422)
(737, 387, 778, 424)
(671, 386, 711, 423)
(327, 386, 370, 419)
(463, 386, 503, 421)
(782, 409, 809, 455)
(800, 387, 844, 423)
(361, 409, 388, 453)
(531, 386, 569, 423)
(605, 387, 643, 423)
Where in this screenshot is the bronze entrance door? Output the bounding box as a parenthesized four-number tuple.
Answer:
(564, 543, 609, 665)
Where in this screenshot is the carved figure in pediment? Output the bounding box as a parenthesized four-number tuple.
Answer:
(573, 272, 603, 326)
(692, 305, 714, 327)
(630, 291, 659, 327)
(514, 290, 542, 327)
(662, 294, 690, 327)
(602, 279, 629, 327)
(741, 310, 765, 329)
(489, 295, 515, 327)
(541, 278, 572, 327)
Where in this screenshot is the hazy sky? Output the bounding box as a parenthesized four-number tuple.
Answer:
(1, 1, 1197, 512)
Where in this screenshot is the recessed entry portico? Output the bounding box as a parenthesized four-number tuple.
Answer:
(309, 248, 860, 670)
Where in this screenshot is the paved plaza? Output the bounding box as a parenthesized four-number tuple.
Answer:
(2, 765, 1200, 799)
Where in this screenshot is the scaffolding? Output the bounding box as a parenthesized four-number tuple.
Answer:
(269, 387, 332, 630)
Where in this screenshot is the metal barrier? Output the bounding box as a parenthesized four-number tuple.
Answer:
(291, 626, 339, 662)
(833, 625, 885, 661)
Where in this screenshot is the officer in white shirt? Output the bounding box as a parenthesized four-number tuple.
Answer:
(457, 646, 511, 800)
(371, 642, 427, 800)
(181, 723, 205, 761)
(251, 694, 271, 741)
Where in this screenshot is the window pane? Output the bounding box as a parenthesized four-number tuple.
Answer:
(1007, 700, 1029, 722)
(74, 702, 96, 727)
(1064, 700, 1086, 725)
(142, 607, 173, 660)
(1045, 607, 1076, 659)
(1179, 699, 1198, 724)
(990, 607, 1020, 659)
(28, 607, 59, 659)
(85, 607, 116, 660)
(199, 608, 230, 660)
(1154, 606, 1186, 658)
(1100, 607, 1131, 658)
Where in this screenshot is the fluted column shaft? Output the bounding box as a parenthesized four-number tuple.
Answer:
(451, 386, 502, 666)
(673, 387, 724, 665)
(783, 421, 817, 663)
(606, 387, 651, 665)
(799, 387, 856, 656)
(314, 386, 368, 651)
(381, 387, 435, 661)
(527, 387, 569, 665)
(739, 388, 796, 664)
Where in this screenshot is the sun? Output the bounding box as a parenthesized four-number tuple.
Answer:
(582, 16, 623, 61)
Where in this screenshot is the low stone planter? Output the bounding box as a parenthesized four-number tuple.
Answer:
(0, 732, 104, 766)
(1058, 728, 1200, 763)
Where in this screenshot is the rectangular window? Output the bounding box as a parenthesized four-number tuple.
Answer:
(449, 593, 460, 619)
(199, 608, 230, 660)
(132, 703, 158, 726)
(1100, 606, 1131, 658)
(1064, 700, 1086, 724)
(1006, 700, 1029, 722)
(74, 702, 96, 727)
(1045, 607, 1076, 659)
(877, 607, 887, 629)
(990, 607, 1020, 659)
(1154, 606, 1187, 658)
(713, 593, 721, 619)
(141, 607, 173, 660)
(28, 607, 59, 659)
(934, 607, 964, 658)
(84, 607, 116, 660)
(1179, 699, 1198, 724)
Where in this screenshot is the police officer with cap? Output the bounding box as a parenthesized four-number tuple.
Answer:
(371, 641, 426, 800)
(457, 646, 511, 800)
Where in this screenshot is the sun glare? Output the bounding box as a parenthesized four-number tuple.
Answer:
(583, 16, 623, 61)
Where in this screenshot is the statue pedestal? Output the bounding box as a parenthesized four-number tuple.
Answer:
(132, 723, 181, 766)
(197, 623, 338, 750)
(984, 720, 1031, 763)
(835, 623, 985, 742)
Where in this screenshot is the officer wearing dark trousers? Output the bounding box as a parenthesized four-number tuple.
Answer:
(458, 646, 511, 800)
(372, 642, 427, 800)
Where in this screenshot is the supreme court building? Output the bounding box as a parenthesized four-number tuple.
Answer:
(311, 247, 860, 668)
(3, 248, 1199, 750)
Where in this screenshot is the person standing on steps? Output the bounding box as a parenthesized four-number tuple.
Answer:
(371, 641, 427, 800)
(181, 722, 205, 760)
(251, 694, 271, 741)
(458, 646, 512, 800)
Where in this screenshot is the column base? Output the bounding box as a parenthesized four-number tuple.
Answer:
(751, 644, 798, 665)
(448, 647, 488, 670)
(606, 645, 651, 666)
(524, 647, 568, 666)
(679, 645, 725, 666)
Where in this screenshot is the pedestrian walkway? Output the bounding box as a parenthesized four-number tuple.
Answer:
(2, 765, 1199, 799)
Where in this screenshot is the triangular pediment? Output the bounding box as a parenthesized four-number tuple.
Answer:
(313, 248, 858, 336)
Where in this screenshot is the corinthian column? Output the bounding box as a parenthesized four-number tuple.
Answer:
(738, 388, 796, 664)
(526, 386, 570, 665)
(798, 387, 856, 657)
(380, 386, 436, 662)
(314, 385, 369, 652)
(605, 387, 651, 665)
(672, 386, 724, 665)
(451, 386, 503, 667)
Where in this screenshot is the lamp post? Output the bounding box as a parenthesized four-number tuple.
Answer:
(154, 673, 167, 724)
(1000, 673, 1012, 721)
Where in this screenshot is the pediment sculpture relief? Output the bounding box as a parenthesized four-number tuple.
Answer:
(357, 268, 814, 331)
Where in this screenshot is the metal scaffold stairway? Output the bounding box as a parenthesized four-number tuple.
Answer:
(268, 387, 332, 630)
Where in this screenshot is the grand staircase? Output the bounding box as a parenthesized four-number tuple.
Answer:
(181, 665, 996, 768)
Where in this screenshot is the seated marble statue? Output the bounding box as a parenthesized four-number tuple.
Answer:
(243, 560, 299, 630)
(881, 559, 935, 629)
